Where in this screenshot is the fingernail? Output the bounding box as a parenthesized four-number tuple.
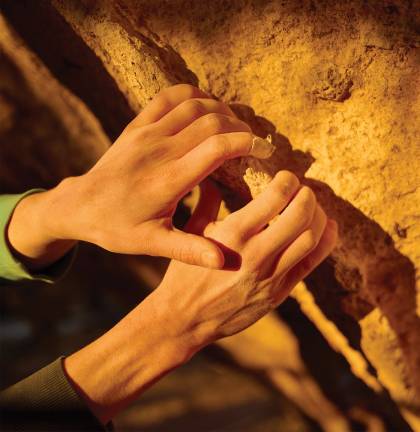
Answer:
(201, 251, 221, 269)
(250, 134, 276, 159)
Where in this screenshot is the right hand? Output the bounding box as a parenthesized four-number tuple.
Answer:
(151, 174, 338, 355)
(63, 173, 337, 425)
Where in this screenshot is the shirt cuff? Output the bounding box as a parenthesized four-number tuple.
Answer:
(0, 189, 77, 283)
(0, 357, 113, 431)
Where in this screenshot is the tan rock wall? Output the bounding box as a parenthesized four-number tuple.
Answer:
(106, 2, 420, 425)
(1, 1, 419, 430)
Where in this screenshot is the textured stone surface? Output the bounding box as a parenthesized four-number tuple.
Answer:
(102, 1, 420, 426)
(0, 8, 318, 431)
(1, 0, 419, 430)
(0, 11, 317, 431)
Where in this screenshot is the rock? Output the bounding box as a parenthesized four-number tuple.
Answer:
(1, 0, 419, 429)
(107, 1, 420, 425)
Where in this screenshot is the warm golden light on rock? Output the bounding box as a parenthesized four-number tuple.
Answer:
(1, 0, 418, 430)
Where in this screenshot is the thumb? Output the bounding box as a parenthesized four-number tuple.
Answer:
(152, 227, 224, 268)
(185, 179, 222, 234)
(149, 180, 224, 268)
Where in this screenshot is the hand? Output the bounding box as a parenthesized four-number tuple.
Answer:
(151, 175, 338, 350)
(63, 175, 337, 424)
(7, 84, 272, 269)
(78, 84, 270, 268)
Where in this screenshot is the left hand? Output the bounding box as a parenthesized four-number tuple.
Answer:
(9, 84, 270, 269)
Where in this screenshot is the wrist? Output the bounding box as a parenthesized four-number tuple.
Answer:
(48, 172, 107, 246)
(150, 280, 215, 355)
(64, 293, 191, 424)
(6, 179, 80, 270)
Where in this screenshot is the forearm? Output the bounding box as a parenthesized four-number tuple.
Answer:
(6, 178, 80, 271)
(63, 291, 194, 425)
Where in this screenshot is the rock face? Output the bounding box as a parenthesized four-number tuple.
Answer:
(1, 0, 419, 430)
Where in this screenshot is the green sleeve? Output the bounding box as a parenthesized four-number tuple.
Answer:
(0, 357, 113, 431)
(0, 190, 77, 283)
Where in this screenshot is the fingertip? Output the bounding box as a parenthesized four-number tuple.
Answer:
(201, 247, 225, 269)
(274, 170, 300, 189)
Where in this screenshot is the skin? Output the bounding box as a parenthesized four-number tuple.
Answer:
(7, 84, 262, 270)
(5, 84, 338, 425)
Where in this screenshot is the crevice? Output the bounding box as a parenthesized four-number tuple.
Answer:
(278, 298, 412, 432)
(110, 2, 199, 88)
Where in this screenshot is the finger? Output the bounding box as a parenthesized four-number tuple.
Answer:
(224, 170, 300, 239)
(173, 113, 251, 156)
(281, 219, 338, 295)
(171, 132, 255, 194)
(185, 180, 222, 234)
(251, 186, 318, 257)
(271, 204, 328, 278)
(153, 98, 236, 136)
(149, 227, 225, 269)
(128, 84, 211, 129)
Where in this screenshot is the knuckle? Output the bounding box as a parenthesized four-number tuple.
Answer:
(299, 186, 316, 204)
(153, 97, 171, 116)
(176, 244, 196, 264)
(225, 223, 246, 245)
(301, 229, 319, 252)
(295, 187, 316, 223)
(203, 113, 226, 134)
(123, 125, 152, 143)
(182, 98, 206, 118)
(297, 210, 313, 230)
(154, 85, 200, 111)
(208, 134, 230, 160)
(153, 90, 173, 109)
(172, 83, 200, 98)
(299, 256, 314, 276)
(136, 230, 155, 255)
(203, 221, 219, 237)
(156, 86, 170, 99)
(207, 222, 241, 248)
